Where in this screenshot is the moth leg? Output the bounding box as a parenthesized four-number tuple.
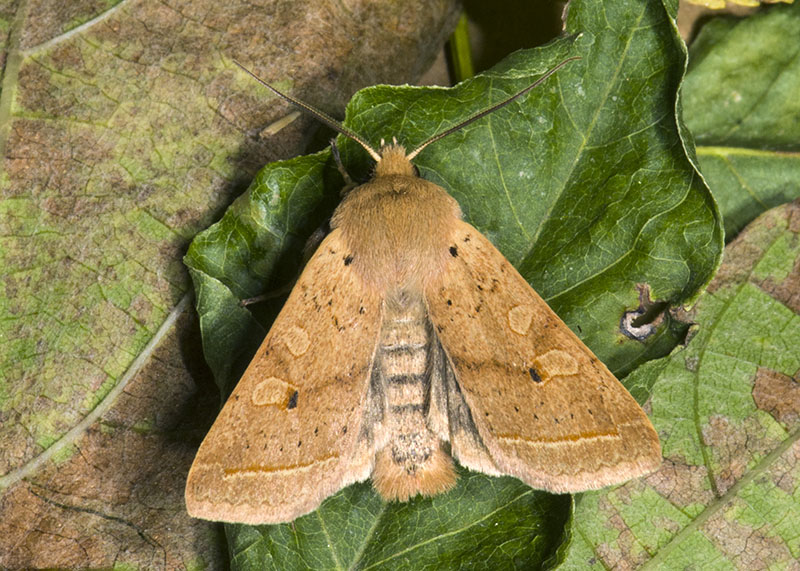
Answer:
(240, 220, 331, 307)
(330, 138, 359, 196)
(301, 220, 330, 261)
(239, 282, 295, 307)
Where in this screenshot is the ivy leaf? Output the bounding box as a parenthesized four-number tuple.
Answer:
(561, 200, 800, 569)
(228, 471, 570, 570)
(185, 0, 720, 567)
(683, 1, 800, 240)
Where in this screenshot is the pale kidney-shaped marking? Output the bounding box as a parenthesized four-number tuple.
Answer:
(252, 376, 293, 406)
(533, 350, 579, 380)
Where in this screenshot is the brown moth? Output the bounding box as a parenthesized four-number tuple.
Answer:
(185, 58, 662, 524)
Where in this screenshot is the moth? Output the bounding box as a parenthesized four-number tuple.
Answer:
(185, 58, 662, 524)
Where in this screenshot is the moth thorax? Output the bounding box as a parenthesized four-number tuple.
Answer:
(371, 290, 456, 500)
(374, 144, 415, 177)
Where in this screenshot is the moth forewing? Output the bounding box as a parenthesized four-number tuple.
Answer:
(185, 229, 384, 524)
(425, 222, 661, 493)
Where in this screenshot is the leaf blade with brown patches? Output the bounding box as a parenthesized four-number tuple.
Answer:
(562, 201, 800, 569)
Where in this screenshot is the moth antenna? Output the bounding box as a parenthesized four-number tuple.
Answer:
(233, 59, 382, 162)
(407, 56, 581, 161)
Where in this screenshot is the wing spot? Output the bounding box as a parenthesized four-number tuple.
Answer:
(344, 255, 354, 266)
(529, 367, 543, 383)
(508, 304, 534, 335)
(534, 349, 579, 379)
(449, 246, 458, 257)
(446, 299, 452, 306)
(285, 325, 311, 356)
(287, 390, 299, 409)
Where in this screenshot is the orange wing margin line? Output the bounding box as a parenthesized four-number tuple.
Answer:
(497, 431, 619, 443)
(223, 454, 339, 477)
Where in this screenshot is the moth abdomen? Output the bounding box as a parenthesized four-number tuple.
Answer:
(371, 290, 457, 500)
(378, 291, 431, 423)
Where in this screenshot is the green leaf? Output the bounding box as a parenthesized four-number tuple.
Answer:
(186, 153, 344, 396)
(228, 471, 570, 570)
(561, 200, 800, 569)
(683, 2, 800, 240)
(185, 0, 721, 567)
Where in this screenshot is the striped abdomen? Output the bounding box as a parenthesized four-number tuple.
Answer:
(371, 290, 456, 500)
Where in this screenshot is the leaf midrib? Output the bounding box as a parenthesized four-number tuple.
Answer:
(355, 490, 534, 570)
(641, 425, 800, 569)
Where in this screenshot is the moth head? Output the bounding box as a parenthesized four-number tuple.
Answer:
(374, 139, 415, 177)
(233, 56, 580, 171)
